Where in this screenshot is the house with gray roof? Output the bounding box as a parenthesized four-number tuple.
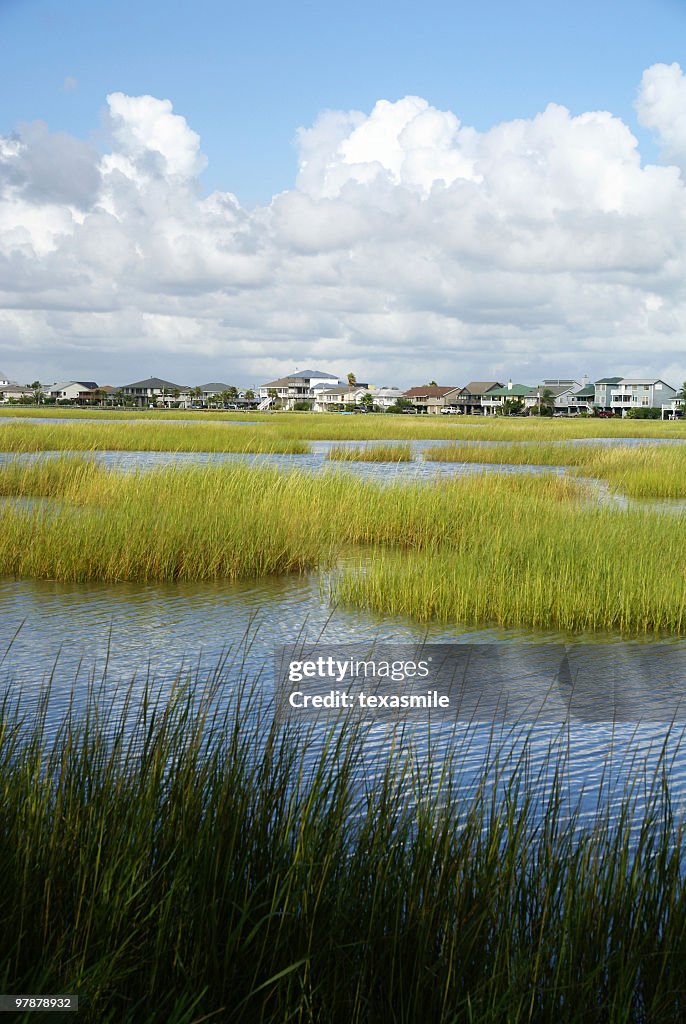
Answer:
(258, 370, 342, 409)
(610, 378, 676, 416)
(454, 382, 503, 415)
(0, 377, 33, 403)
(120, 377, 190, 407)
(523, 381, 582, 415)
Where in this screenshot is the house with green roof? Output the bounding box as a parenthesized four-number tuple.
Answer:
(480, 382, 532, 415)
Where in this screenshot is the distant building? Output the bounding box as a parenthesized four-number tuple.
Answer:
(452, 382, 503, 416)
(120, 377, 190, 407)
(0, 375, 33, 402)
(403, 386, 463, 414)
(258, 370, 342, 409)
(610, 379, 676, 415)
(47, 381, 99, 403)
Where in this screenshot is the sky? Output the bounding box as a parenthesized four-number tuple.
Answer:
(1, 0, 686, 389)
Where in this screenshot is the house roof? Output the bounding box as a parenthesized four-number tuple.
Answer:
(289, 369, 339, 379)
(122, 377, 185, 390)
(197, 383, 232, 392)
(318, 385, 367, 396)
(486, 384, 532, 397)
(50, 381, 99, 392)
(595, 377, 623, 385)
(404, 386, 461, 398)
(575, 385, 596, 398)
(528, 385, 573, 398)
(618, 378, 673, 386)
(460, 381, 503, 395)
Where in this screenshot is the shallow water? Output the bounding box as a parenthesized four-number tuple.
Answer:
(1, 428, 686, 826)
(1, 570, 685, 830)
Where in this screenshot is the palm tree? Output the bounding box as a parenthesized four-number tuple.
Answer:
(347, 372, 357, 388)
(535, 388, 556, 416)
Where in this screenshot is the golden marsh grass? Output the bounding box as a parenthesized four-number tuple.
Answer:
(1, 458, 686, 634)
(327, 442, 413, 462)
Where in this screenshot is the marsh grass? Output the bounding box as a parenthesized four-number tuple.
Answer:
(424, 441, 590, 466)
(0, 462, 335, 582)
(327, 442, 413, 462)
(7, 408, 686, 441)
(2, 674, 686, 1023)
(1, 460, 686, 633)
(0, 420, 309, 455)
(425, 441, 686, 498)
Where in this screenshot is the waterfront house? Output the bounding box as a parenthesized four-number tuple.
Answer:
(523, 380, 582, 415)
(366, 387, 406, 411)
(403, 385, 463, 414)
(258, 370, 342, 410)
(480, 382, 533, 414)
(593, 377, 623, 413)
(0, 376, 33, 403)
(570, 384, 596, 413)
(454, 382, 503, 415)
(313, 385, 370, 411)
(120, 377, 190, 408)
(610, 379, 676, 416)
(47, 381, 100, 403)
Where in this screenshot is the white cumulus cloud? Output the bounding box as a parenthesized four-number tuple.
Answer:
(2, 73, 686, 388)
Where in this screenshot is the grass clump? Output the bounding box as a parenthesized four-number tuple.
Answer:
(424, 441, 686, 499)
(0, 462, 333, 582)
(327, 442, 413, 462)
(2, 676, 686, 1023)
(3, 459, 686, 633)
(0, 420, 309, 455)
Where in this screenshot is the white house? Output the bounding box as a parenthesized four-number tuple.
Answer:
(313, 385, 370, 411)
(523, 380, 582, 414)
(367, 387, 406, 411)
(0, 376, 33, 403)
(258, 370, 342, 410)
(47, 381, 99, 403)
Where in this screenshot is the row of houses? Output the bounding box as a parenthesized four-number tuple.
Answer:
(257, 371, 684, 418)
(0, 376, 259, 409)
(1, 370, 683, 418)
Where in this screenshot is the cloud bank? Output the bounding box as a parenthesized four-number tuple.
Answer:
(2, 66, 686, 385)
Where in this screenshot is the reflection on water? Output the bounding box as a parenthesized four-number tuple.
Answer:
(1, 572, 686, 830)
(0, 442, 570, 484)
(1, 430, 686, 827)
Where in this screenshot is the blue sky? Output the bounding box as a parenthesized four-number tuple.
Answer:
(2, 0, 684, 205)
(1, 0, 686, 387)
